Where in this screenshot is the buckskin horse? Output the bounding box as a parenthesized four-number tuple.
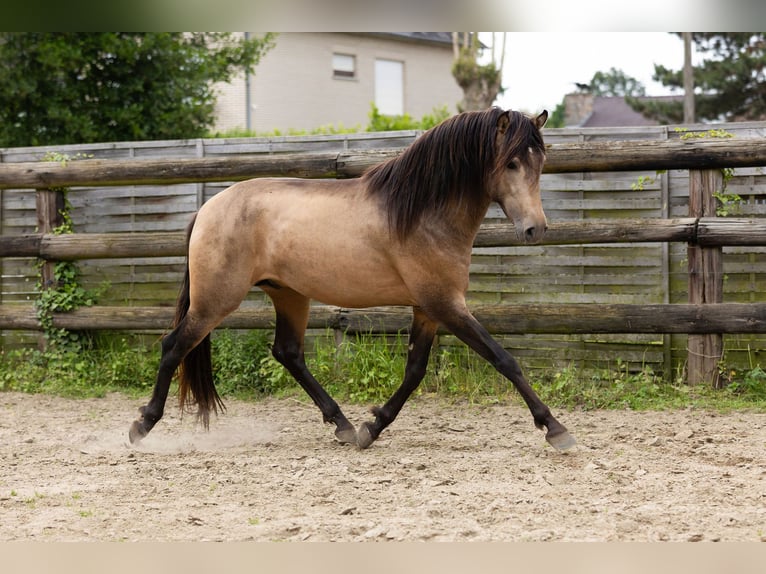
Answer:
(129, 107, 576, 451)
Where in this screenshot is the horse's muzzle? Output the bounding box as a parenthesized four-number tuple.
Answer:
(522, 222, 548, 244)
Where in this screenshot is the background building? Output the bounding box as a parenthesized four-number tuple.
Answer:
(563, 93, 684, 127)
(214, 32, 464, 134)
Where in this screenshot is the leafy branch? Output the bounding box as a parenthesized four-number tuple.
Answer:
(674, 128, 742, 216)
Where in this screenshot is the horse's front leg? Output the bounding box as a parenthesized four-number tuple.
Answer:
(428, 300, 576, 451)
(266, 287, 357, 444)
(356, 308, 437, 449)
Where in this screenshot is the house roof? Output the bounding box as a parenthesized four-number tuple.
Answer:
(565, 94, 684, 127)
(581, 96, 658, 127)
(361, 32, 457, 47)
(386, 32, 454, 45)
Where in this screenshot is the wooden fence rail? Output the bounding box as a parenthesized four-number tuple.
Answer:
(3, 218, 766, 259)
(2, 303, 766, 335)
(1, 138, 766, 189)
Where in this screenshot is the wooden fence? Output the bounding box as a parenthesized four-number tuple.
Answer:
(2, 124, 766, 386)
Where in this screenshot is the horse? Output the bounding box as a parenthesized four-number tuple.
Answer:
(128, 107, 576, 451)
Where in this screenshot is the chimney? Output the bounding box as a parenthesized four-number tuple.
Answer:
(564, 93, 594, 127)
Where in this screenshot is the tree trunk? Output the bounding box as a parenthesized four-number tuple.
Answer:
(452, 32, 503, 111)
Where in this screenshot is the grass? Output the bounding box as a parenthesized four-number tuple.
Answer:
(1, 330, 765, 413)
(534, 360, 766, 412)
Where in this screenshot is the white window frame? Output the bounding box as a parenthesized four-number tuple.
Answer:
(332, 53, 356, 80)
(374, 58, 404, 116)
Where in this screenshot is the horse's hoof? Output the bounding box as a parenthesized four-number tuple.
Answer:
(335, 426, 357, 445)
(356, 423, 375, 450)
(546, 428, 577, 451)
(128, 420, 147, 445)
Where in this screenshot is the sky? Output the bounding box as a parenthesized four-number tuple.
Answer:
(483, 32, 692, 114)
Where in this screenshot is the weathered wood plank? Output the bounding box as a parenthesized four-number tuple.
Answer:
(3, 218, 764, 259)
(697, 218, 766, 246)
(3, 303, 766, 334)
(41, 232, 188, 259)
(0, 153, 344, 189)
(2, 138, 766, 189)
(543, 138, 766, 173)
(687, 170, 724, 387)
(475, 218, 697, 247)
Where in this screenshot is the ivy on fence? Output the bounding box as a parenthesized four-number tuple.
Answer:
(34, 153, 106, 350)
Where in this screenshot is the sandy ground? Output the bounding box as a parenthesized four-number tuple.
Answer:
(0, 391, 764, 542)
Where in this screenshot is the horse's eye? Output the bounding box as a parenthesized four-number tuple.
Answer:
(508, 161, 519, 170)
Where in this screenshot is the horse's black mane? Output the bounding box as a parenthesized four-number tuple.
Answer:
(363, 107, 545, 239)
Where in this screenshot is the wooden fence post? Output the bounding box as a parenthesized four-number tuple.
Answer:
(35, 188, 65, 288)
(35, 188, 65, 349)
(687, 169, 724, 387)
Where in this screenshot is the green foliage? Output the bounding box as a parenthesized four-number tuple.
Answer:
(672, 128, 741, 216)
(719, 347, 766, 401)
(2, 328, 764, 414)
(308, 332, 408, 403)
(631, 171, 663, 191)
(450, 32, 504, 111)
(630, 33, 766, 123)
(533, 360, 766, 411)
(211, 123, 363, 138)
(0, 337, 159, 397)
(0, 32, 275, 146)
(35, 260, 105, 350)
(210, 103, 451, 139)
(586, 67, 646, 97)
(674, 127, 734, 140)
(210, 330, 275, 397)
(534, 360, 671, 410)
(545, 101, 566, 129)
(451, 53, 502, 92)
(713, 190, 744, 217)
(367, 104, 451, 132)
(725, 367, 766, 400)
(34, 153, 107, 350)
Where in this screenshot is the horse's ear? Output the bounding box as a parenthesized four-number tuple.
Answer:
(497, 110, 511, 134)
(534, 110, 548, 129)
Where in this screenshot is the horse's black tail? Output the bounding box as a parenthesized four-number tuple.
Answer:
(175, 214, 225, 428)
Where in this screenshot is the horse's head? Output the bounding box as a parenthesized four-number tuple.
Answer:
(491, 110, 548, 244)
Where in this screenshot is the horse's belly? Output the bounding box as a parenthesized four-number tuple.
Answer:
(306, 281, 414, 308)
(279, 259, 415, 308)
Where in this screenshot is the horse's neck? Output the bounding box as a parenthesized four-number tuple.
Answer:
(440, 193, 493, 245)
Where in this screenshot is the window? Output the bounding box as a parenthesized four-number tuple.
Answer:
(332, 53, 356, 79)
(374, 59, 404, 116)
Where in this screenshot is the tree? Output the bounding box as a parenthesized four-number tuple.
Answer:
(0, 33, 275, 146)
(587, 67, 646, 97)
(544, 69, 646, 129)
(545, 101, 566, 128)
(451, 32, 505, 112)
(629, 33, 766, 123)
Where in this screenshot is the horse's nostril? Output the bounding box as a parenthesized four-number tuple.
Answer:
(524, 225, 546, 244)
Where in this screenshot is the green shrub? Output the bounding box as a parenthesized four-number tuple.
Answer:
(2, 329, 764, 413)
(211, 329, 276, 397)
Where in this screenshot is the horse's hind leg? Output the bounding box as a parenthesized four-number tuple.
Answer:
(128, 315, 210, 443)
(265, 286, 356, 444)
(357, 308, 437, 449)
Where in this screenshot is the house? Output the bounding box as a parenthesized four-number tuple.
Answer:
(563, 92, 684, 127)
(213, 33, 464, 134)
